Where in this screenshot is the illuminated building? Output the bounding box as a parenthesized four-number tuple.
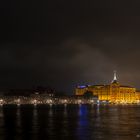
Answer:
(75, 71, 140, 104)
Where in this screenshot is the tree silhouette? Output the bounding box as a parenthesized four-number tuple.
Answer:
(83, 91, 93, 98)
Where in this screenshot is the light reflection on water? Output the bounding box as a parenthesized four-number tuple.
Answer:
(0, 105, 140, 140)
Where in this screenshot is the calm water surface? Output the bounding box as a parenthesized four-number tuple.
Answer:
(0, 105, 140, 140)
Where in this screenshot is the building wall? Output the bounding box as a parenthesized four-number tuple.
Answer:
(136, 91, 140, 102)
(116, 87, 137, 103)
(75, 83, 139, 104)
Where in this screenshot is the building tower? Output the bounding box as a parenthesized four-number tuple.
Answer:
(111, 70, 120, 102)
(112, 70, 118, 83)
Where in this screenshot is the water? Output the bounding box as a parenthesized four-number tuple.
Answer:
(0, 105, 140, 140)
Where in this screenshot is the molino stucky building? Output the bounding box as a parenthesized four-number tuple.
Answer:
(75, 71, 140, 104)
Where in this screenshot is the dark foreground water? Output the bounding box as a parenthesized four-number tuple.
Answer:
(0, 105, 140, 140)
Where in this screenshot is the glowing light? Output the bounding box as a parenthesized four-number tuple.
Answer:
(0, 99, 3, 106)
(32, 99, 37, 106)
(78, 99, 82, 104)
(49, 99, 52, 104)
(90, 100, 94, 103)
(78, 85, 86, 89)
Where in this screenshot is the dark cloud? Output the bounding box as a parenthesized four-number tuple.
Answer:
(0, 0, 140, 93)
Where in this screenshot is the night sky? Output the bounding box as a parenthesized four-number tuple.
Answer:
(0, 0, 140, 93)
